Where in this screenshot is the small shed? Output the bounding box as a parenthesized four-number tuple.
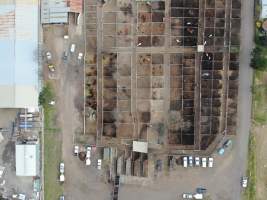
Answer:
(41, 0, 70, 24)
(16, 144, 38, 176)
(133, 141, 148, 153)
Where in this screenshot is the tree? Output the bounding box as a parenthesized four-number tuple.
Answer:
(251, 46, 267, 70)
(39, 83, 54, 106)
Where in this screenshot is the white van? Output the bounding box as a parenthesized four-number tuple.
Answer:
(183, 156, 188, 168)
(70, 44, 76, 53)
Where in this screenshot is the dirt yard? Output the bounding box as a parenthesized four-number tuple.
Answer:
(42, 13, 111, 200)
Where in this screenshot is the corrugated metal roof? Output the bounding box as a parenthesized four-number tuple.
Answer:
(262, 0, 267, 18)
(0, 0, 39, 108)
(133, 141, 148, 153)
(68, 0, 82, 13)
(16, 144, 38, 176)
(41, 0, 70, 24)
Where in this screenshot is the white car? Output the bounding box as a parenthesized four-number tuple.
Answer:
(97, 159, 102, 170)
(86, 146, 91, 158)
(59, 162, 64, 174)
(194, 193, 203, 199)
(86, 157, 91, 166)
(63, 35, 69, 39)
(202, 157, 207, 168)
(188, 156, 193, 167)
(208, 157, 213, 168)
(182, 193, 193, 199)
(74, 145, 79, 156)
(242, 177, 248, 188)
(70, 44, 76, 53)
(78, 52, 83, 60)
(195, 157, 200, 166)
(46, 51, 52, 60)
(183, 156, 188, 168)
(59, 174, 65, 182)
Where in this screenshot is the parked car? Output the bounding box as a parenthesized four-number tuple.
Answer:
(46, 51, 52, 60)
(48, 64, 55, 72)
(63, 51, 68, 60)
(86, 157, 91, 166)
(195, 157, 200, 167)
(193, 193, 203, 199)
(78, 52, 83, 60)
(208, 157, 213, 168)
(188, 156, 193, 167)
(241, 176, 248, 188)
(97, 159, 102, 170)
(74, 145, 79, 156)
(59, 162, 64, 174)
(18, 194, 26, 200)
(223, 139, 233, 148)
(182, 193, 193, 199)
(217, 147, 225, 155)
(201, 157, 207, 168)
(183, 156, 188, 168)
(59, 174, 65, 182)
(63, 35, 69, 39)
(59, 195, 65, 200)
(70, 44, 76, 53)
(86, 146, 91, 158)
(196, 187, 207, 194)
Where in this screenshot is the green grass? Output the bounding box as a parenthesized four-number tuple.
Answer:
(41, 82, 63, 200)
(44, 133, 63, 200)
(252, 71, 267, 125)
(244, 134, 256, 200)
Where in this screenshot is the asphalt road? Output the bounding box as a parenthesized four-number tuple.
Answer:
(119, 0, 254, 199)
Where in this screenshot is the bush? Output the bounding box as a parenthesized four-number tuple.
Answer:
(251, 46, 267, 70)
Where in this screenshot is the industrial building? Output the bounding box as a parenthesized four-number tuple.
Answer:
(261, 0, 267, 19)
(15, 143, 39, 177)
(0, 0, 39, 108)
(41, 0, 82, 24)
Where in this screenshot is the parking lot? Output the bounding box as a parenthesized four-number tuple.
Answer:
(119, 138, 245, 200)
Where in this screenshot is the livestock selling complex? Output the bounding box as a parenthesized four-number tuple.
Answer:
(85, 0, 241, 151)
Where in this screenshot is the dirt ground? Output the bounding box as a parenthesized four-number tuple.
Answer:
(43, 13, 111, 199)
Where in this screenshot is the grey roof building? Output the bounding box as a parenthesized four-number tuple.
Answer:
(0, 0, 39, 108)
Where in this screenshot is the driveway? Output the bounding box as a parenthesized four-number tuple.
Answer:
(43, 14, 111, 199)
(119, 0, 254, 199)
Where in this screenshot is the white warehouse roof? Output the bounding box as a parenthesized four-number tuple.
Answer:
(16, 144, 38, 176)
(0, 0, 39, 108)
(262, 0, 267, 19)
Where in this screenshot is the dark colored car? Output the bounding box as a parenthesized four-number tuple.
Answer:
(223, 139, 232, 148)
(196, 187, 207, 194)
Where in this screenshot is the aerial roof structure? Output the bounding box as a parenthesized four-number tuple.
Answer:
(133, 141, 148, 153)
(0, 0, 39, 108)
(16, 143, 38, 176)
(262, 0, 267, 19)
(41, 0, 82, 24)
(41, 0, 70, 24)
